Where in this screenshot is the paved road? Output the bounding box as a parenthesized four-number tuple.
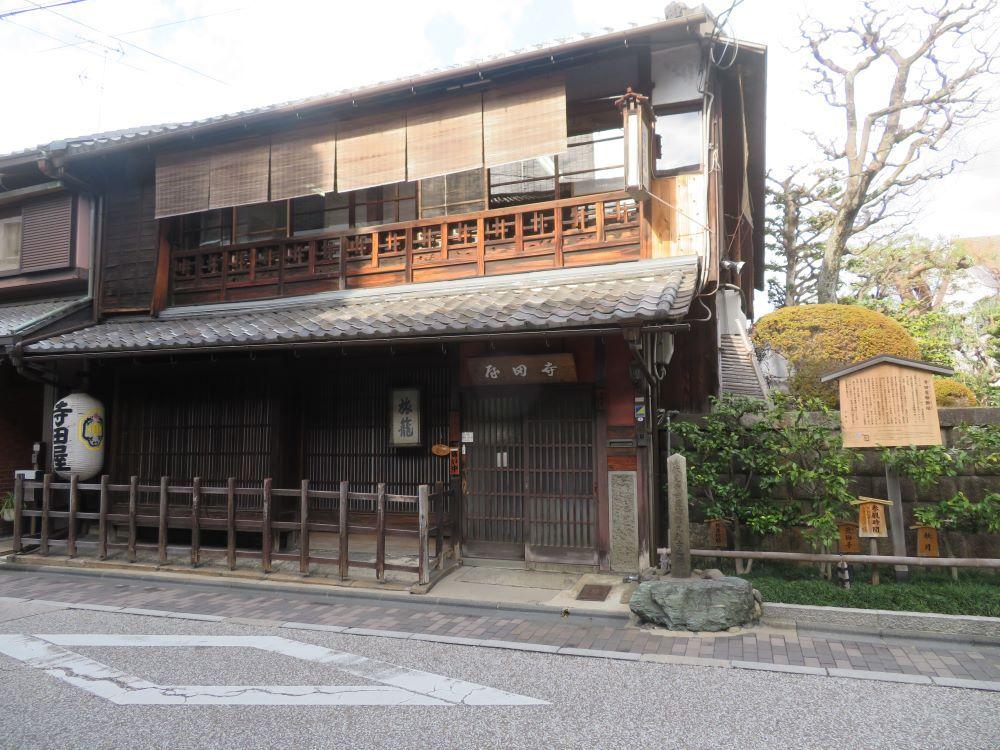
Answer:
(0, 597, 998, 750)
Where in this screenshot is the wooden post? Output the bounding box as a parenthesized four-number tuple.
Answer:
(870, 538, 880, 585)
(261, 478, 272, 574)
(885, 467, 908, 581)
(418, 485, 430, 585)
(155, 476, 168, 564)
(98, 475, 109, 560)
(40, 473, 51, 555)
(375, 483, 386, 581)
(338, 481, 349, 581)
(67, 474, 79, 558)
(299, 479, 310, 576)
(128, 476, 138, 563)
(12, 475, 23, 554)
(190, 477, 201, 566)
(434, 481, 444, 568)
(227, 477, 236, 570)
(666, 454, 691, 578)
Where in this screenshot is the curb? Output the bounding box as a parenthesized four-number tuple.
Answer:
(763, 602, 1000, 646)
(0, 559, 630, 626)
(4, 593, 998, 693)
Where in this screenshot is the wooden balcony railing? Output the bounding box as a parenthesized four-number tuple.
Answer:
(169, 191, 642, 305)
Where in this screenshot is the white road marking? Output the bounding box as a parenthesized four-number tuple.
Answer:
(0, 634, 549, 707)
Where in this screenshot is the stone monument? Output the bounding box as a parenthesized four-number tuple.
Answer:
(629, 453, 760, 632)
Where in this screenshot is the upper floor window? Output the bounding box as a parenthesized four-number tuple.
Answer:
(420, 169, 485, 218)
(355, 183, 416, 227)
(654, 107, 701, 174)
(178, 209, 231, 250)
(236, 201, 287, 244)
(0, 214, 21, 272)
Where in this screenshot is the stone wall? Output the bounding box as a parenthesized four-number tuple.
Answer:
(662, 407, 1000, 559)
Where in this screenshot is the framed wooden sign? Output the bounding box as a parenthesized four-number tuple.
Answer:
(467, 353, 577, 385)
(707, 518, 727, 548)
(389, 387, 422, 447)
(837, 522, 861, 554)
(852, 497, 892, 538)
(821, 357, 952, 448)
(912, 525, 940, 557)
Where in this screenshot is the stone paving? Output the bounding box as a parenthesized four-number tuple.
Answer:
(0, 567, 998, 687)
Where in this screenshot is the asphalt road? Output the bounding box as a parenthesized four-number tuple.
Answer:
(0, 599, 997, 750)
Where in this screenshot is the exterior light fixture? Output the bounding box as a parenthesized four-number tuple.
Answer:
(616, 87, 653, 202)
(720, 260, 746, 273)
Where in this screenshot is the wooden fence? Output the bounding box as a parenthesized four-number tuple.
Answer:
(12, 475, 452, 585)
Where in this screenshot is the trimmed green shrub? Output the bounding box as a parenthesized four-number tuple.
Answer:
(934, 378, 978, 407)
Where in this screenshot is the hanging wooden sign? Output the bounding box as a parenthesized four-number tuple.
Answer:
(467, 353, 577, 385)
(449, 448, 460, 477)
(389, 387, 422, 447)
(707, 518, 727, 548)
(912, 525, 940, 558)
(837, 522, 861, 554)
(431, 444, 451, 457)
(851, 497, 892, 538)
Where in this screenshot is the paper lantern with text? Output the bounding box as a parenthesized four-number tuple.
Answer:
(51, 393, 105, 480)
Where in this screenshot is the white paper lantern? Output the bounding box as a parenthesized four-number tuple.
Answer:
(51, 393, 105, 480)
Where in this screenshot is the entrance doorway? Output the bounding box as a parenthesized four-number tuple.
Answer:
(462, 387, 597, 564)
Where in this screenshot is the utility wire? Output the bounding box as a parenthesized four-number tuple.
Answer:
(2, 14, 145, 72)
(39, 8, 242, 52)
(25, 0, 229, 85)
(0, 0, 84, 20)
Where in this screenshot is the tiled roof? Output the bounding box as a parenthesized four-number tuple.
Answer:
(0, 11, 709, 163)
(0, 297, 87, 340)
(26, 259, 699, 356)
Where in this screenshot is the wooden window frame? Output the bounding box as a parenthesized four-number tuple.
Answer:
(0, 211, 22, 276)
(652, 102, 703, 178)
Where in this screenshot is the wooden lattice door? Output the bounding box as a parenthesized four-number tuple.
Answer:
(462, 387, 597, 563)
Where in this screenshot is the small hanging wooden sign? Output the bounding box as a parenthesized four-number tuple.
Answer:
(851, 497, 893, 538)
(707, 518, 727, 548)
(912, 525, 940, 557)
(837, 521, 861, 554)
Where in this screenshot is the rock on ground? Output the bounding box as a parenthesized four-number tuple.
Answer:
(629, 576, 758, 632)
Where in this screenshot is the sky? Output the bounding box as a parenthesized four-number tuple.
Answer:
(1, 0, 998, 299)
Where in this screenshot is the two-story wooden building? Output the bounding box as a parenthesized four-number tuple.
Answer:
(0, 7, 765, 572)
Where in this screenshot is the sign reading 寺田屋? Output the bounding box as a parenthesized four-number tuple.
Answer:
(821, 357, 953, 448)
(467, 353, 577, 385)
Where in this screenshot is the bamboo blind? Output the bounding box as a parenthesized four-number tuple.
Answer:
(154, 151, 210, 218)
(270, 126, 337, 201)
(336, 113, 407, 193)
(406, 94, 483, 181)
(483, 78, 566, 168)
(208, 141, 271, 210)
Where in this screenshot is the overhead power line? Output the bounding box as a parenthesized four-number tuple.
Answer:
(24, 0, 229, 85)
(38, 8, 242, 52)
(1, 14, 146, 72)
(0, 0, 84, 20)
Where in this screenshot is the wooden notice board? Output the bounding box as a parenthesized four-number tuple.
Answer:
(837, 522, 861, 554)
(853, 497, 892, 538)
(837, 363, 941, 447)
(467, 353, 577, 385)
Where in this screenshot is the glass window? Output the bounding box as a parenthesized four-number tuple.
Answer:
(654, 109, 702, 173)
(292, 192, 349, 235)
(355, 183, 416, 227)
(559, 128, 624, 197)
(420, 168, 485, 218)
(488, 157, 556, 209)
(235, 201, 287, 244)
(178, 209, 232, 250)
(0, 214, 23, 272)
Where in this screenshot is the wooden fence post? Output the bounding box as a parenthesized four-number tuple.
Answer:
(434, 481, 444, 568)
(299, 479, 310, 576)
(261, 478, 272, 574)
(190, 477, 201, 566)
(338, 481, 349, 581)
(227, 477, 236, 571)
(98, 475, 108, 560)
(67, 474, 79, 558)
(12, 475, 23, 554)
(418, 485, 430, 585)
(375, 483, 386, 581)
(158, 476, 169, 564)
(128, 476, 138, 563)
(40, 473, 51, 555)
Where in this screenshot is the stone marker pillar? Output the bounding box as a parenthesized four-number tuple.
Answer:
(667, 453, 691, 579)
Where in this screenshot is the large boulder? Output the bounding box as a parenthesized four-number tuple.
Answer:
(629, 576, 758, 632)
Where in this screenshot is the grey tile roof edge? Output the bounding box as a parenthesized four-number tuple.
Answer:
(0, 11, 711, 164)
(24, 259, 699, 356)
(0, 295, 90, 339)
(158, 257, 700, 320)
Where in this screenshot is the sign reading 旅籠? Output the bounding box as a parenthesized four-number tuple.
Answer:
(390, 387, 421, 447)
(467, 353, 577, 385)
